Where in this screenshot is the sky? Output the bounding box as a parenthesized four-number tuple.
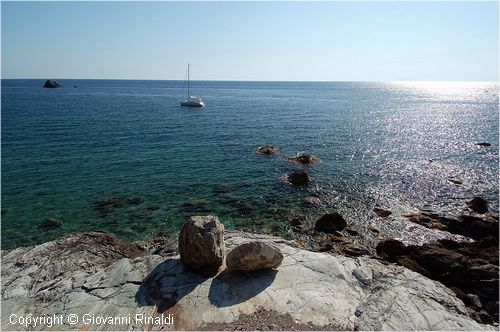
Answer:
(1, 1, 498, 81)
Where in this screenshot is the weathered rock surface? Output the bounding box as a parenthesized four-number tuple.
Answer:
(287, 169, 309, 186)
(467, 197, 489, 214)
(1, 231, 492, 331)
(43, 79, 62, 88)
(404, 210, 498, 240)
(314, 212, 348, 233)
(178, 216, 225, 271)
(376, 236, 499, 324)
(286, 153, 319, 165)
(226, 241, 283, 272)
(256, 145, 279, 155)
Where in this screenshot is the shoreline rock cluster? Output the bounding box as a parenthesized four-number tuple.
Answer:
(1, 226, 494, 331)
(256, 144, 319, 187)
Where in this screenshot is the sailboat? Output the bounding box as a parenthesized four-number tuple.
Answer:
(180, 64, 205, 107)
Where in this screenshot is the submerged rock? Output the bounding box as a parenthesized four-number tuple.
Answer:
(287, 153, 320, 165)
(43, 80, 62, 88)
(226, 241, 283, 272)
(94, 196, 124, 215)
(467, 197, 489, 214)
(126, 196, 144, 205)
(181, 199, 212, 212)
(314, 213, 347, 233)
(287, 169, 309, 186)
(178, 215, 225, 272)
(38, 218, 63, 229)
(256, 145, 279, 155)
(213, 183, 232, 194)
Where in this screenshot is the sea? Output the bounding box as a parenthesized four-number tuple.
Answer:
(1, 79, 498, 250)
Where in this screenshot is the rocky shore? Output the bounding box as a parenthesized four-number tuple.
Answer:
(1, 213, 497, 331)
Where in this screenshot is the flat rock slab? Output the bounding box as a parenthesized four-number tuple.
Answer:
(1, 231, 494, 331)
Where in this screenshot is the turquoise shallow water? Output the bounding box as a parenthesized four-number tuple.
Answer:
(1, 80, 498, 249)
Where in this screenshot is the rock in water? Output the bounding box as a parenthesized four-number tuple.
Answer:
(303, 196, 321, 206)
(178, 215, 225, 271)
(287, 169, 309, 186)
(39, 218, 63, 229)
(314, 213, 347, 233)
(256, 145, 279, 154)
(287, 153, 320, 165)
(467, 197, 488, 214)
(43, 80, 62, 88)
(373, 207, 392, 217)
(226, 241, 283, 272)
(126, 196, 145, 205)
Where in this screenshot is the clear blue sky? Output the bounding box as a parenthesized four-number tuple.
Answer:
(1, 1, 498, 81)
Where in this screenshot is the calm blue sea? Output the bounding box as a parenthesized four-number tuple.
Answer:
(1, 79, 498, 249)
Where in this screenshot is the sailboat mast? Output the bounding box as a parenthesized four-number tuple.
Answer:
(187, 63, 190, 97)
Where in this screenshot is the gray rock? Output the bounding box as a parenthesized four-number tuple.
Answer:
(178, 215, 225, 271)
(0, 231, 494, 331)
(315, 213, 347, 233)
(226, 241, 283, 272)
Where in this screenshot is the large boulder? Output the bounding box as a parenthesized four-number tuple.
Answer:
(226, 241, 283, 272)
(256, 145, 279, 155)
(467, 197, 488, 214)
(43, 80, 62, 88)
(178, 215, 225, 271)
(287, 169, 309, 186)
(314, 213, 347, 233)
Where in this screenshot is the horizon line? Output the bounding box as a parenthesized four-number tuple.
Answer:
(1, 78, 498, 83)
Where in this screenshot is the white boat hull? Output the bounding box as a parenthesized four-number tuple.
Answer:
(180, 100, 205, 107)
